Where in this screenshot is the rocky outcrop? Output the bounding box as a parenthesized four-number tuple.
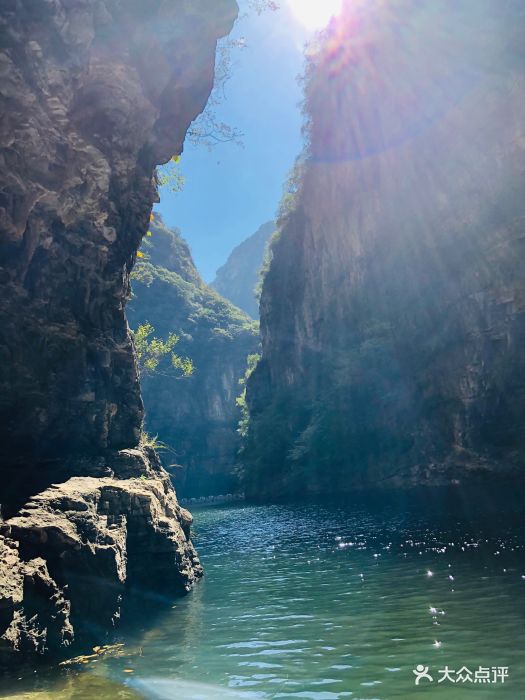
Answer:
(245, 0, 525, 498)
(0, 0, 237, 656)
(212, 221, 274, 318)
(1, 447, 200, 657)
(128, 217, 259, 497)
(0, 536, 73, 656)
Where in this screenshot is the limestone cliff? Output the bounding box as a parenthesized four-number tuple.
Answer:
(245, 0, 525, 498)
(128, 217, 259, 497)
(0, 0, 237, 656)
(212, 221, 274, 319)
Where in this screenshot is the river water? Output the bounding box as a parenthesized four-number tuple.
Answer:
(3, 496, 525, 699)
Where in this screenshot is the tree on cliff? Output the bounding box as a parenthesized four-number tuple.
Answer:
(132, 323, 193, 378)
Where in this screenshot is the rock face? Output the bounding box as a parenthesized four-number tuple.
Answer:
(0, 447, 200, 657)
(212, 221, 274, 319)
(0, 536, 73, 656)
(0, 0, 237, 656)
(128, 217, 259, 497)
(1, 447, 200, 656)
(245, 0, 525, 499)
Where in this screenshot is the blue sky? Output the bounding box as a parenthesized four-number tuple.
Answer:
(155, 2, 311, 281)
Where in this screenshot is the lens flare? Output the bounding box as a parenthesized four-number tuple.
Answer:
(288, 0, 343, 30)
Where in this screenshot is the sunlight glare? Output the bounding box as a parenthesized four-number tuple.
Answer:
(288, 0, 343, 30)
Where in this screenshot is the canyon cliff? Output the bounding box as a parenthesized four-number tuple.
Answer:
(212, 221, 274, 319)
(245, 0, 525, 499)
(0, 0, 237, 657)
(128, 217, 259, 497)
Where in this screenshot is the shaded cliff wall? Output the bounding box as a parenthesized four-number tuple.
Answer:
(0, 0, 237, 512)
(128, 218, 259, 497)
(0, 0, 237, 657)
(245, 0, 525, 498)
(212, 221, 274, 318)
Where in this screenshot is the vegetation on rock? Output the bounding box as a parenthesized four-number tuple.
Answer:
(132, 322, 193, 378)
(128, 216, 259, 497)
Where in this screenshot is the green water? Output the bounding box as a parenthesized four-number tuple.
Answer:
(3, 500, 525, 699)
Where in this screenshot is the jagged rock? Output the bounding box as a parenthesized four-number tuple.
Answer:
(0, 536, 73, 656)
(0, 448, 201, 656)
(0, 0, 237, 657)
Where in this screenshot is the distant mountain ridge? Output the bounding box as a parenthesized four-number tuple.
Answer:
(128, 216, 259, 497)
(212, 221, 275, 318)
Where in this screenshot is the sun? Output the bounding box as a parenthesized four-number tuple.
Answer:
(288, 0, 343, 30)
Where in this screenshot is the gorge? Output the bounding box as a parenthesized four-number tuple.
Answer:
(1, 0, 525, 696)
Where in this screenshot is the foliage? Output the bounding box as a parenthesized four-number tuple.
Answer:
(139, 430, 169, 451)
(252, 157, 306, 304)
(139, 430, 181, 466)
(213, 326, 234, 340)
(131, 261, 257, 335)
(254, 229, 279, 303)
(236, 353, 261, 438)
(128, 217, 260, 495)
(132, 322, 193, 378)
(239, 386, 309, 496)
(171, 353, 195, 377)
(157, 156, 185, 194)
(185, 36, 246, 150)
(276, 156, 306, 224)
(247, 0, 280, 13)
(185, 2, 278, 150)
(240, 313, 419, 496)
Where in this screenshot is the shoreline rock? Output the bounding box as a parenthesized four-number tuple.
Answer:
(0, 447, 202, 658)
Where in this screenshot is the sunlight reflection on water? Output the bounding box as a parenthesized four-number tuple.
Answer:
(3, 499, 525, 699)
